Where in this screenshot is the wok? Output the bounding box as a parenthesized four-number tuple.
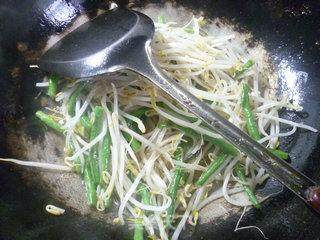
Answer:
(0, 0, 319, 239)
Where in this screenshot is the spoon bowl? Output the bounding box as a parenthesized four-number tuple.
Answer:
(39, 8, 154, 78)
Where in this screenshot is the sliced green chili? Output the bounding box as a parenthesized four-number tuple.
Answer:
(158, 15, 166, 24)
(83, 164, 97, 207)
(137, 183, 151, 206)
(35, 111, 64, 133)
(157, 102, 197, 123)
(184, 27, 194, 34)
(270, 149, 289, 160)
(157, 102, 238, 156)
(89, 106, 104, 185)
(67, 83, 85, 117)
(196, 153, 228, 186)
(166, 147, 184, 226)
(47, 74, 58, 98)
(168, 122, 238, 156)
(134, 218, 144, 240)
(234, 163, 261, 208)
(100, 130, 111, 186)
(241, 84, 289, 159)
(234, 59, 254, 78)
(80, 115, 92, 130)
(73, 158, 82, 175)
(241, 84, 261, 141)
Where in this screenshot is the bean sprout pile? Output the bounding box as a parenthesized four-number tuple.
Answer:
(3, 15, 318, 240)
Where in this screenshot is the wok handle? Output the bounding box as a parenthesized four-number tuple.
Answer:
(128, 43, 320, 214)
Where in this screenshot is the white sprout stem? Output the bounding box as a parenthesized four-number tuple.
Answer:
(171, 192, 197, 240)
(172, 160, 206, 171)
(197, 187, 244, 210)
(155, 212, 169, 240)
(118, 165, 147, 223)
(36, 82, 49, 87)
(0, 158, 72, 172)
(155, 106, 222, 139)
(119, 109, 146, 133)
(129, 193, 171, 212)
(257, 113, 318, 132)
(66, 120, 108, 161)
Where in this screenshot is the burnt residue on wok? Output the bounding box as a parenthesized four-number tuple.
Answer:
(0, 1, 319, 240)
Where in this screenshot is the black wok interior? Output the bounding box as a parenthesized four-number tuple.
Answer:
(0, 1, 320, 239)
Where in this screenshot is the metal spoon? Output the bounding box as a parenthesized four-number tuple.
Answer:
(38, 7, 320, 213)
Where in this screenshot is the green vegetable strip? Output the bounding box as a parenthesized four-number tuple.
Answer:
(100, 130, 111, 185)
(234, 163, 261, 209)
(195, 153, 228, 186)
(157, 103, 238, 156)
(66, 143, 82, 174)
(80, 115, 92, 130)
(168, 122, 238, 156)
(73, 158, 82, 175)
(123, 107, 149, 152)
(166, 147, 184, 226)
(35, 111, 64, 133)
(83, 163, 97, 207)
(89, 106, 104, 186)
(123, 132, 141, 152)
(235, 59, 254, 78)
(133, 184, 150, 239)
(270, 149, 289, 160)
(133, 218, 144, 240)
(184, 27, 194, 34)
(157, 102, 197, 123)
(67, 83, 85, 117)
(137, 184, 151, 205)
(241, 84, 261, 141)
(47, 74, 58, 98)
(158, 15, 165, 24)
(241, 84, 289, 159)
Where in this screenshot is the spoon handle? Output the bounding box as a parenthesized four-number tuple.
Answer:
(128, 44, 320, 214)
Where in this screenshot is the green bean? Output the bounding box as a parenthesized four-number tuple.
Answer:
(157, 102, 197, 123)
(67, 83, 85, 117)
(100, 130, 111, 186)
(270, 149, 289, 160)
(73, 158, 82, 175)
(157, 120, 169, 129)
(134, 218, 144, 240)
(35, 111, 64, 133)
(166, 147, 184, 226)
(241, 84, 261, 141)
(47, 74, 58, 98)
(66, 143, 82, 174)
(168, 122, 238, 156)
(157, 103, 238, 155)
(241, 84, 289, 159)
(130, 175, 148, 239)
(196, 153, 228, 186)
(184, 27, 194, 34)
(89, 106, 104, 185)
(158, 15, 166, 24)
(234, 163, 261, 208)
(123, 132, 141, 152)
(80, 115, 92, 130)
(83, 164, 97, 207)
(234, 59, 254, 78)
(137, 184, 151, 205)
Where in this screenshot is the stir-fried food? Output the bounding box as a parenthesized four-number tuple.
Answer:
(1, 15, 317, 240)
